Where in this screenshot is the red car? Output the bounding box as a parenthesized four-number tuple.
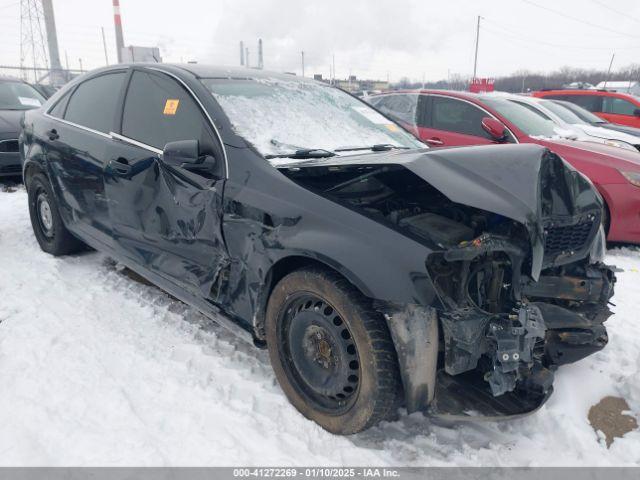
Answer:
(369, 90, 640, 243)
(532, 89, 640, 128)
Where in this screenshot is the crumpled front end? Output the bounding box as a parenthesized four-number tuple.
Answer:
(277, 144, 616, 419)
(421, 235, 614, 419)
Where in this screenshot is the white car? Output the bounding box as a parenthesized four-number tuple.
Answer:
(508, 95, 640, 153)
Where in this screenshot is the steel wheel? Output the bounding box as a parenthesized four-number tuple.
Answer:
(279, 293, 361, 414)
(36, 190, 55, 238)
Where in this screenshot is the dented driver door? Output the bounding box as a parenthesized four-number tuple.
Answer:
(103, 68, 228, 300)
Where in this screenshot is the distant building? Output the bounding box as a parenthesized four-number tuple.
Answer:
(595, 81, 640, 95)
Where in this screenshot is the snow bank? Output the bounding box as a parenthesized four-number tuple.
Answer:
(0, 187, 638, 466)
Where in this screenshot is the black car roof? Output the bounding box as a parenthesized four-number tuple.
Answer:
(93, 63, 315, 84)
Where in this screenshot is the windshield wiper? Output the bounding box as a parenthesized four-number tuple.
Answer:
(265, 148, 337, 160)
(334, 144, 411, 152)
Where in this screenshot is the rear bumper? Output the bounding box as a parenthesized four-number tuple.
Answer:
(600, 183, 640, 243)
(0, 152, 22, 177)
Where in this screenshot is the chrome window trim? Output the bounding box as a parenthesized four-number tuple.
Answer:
(146, 67, 230, 178)
(426, 92, 520, 144)
(110, 132, 163, 155)
(43, 112, 112, 139)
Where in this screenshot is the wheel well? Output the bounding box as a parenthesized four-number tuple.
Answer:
(23, 163, 47, 190)
(253, 256, 362, 344)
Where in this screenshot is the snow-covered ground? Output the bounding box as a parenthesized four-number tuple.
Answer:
(0, 185, 639, 466)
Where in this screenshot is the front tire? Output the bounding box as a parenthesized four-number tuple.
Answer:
(28, 173, 85, 256)
(265, 267, 401, 434)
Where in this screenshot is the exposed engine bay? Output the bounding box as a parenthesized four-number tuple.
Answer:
(281, 159, 615, 418)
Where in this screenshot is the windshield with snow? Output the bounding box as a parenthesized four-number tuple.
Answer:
(483, 97, 557, 138)
(202, 77, 423, 158)
(0, 81, 45, 111)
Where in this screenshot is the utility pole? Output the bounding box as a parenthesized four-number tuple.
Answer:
(112, 0, 125, 63)
(332, 53, 335, 85)
(604, 53, 615, 90)
(41, 0, 62, 83)
(79, 57, 83, 72)
(240, 40, 244, 66)
(301, 51, 305, 77)
(473, 15, 482, 81)
(101, 27, 109, 65)
(258, 38, 263, 69)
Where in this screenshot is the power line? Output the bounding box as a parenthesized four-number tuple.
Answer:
(589, 0, 640, 24)
(482, 19, 640, 51)
(521, 0, 640, 39)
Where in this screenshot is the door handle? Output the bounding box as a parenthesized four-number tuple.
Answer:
(425, 137, 444, 146)
(108, 157, 131, 176)
(46, 129, 59, 141)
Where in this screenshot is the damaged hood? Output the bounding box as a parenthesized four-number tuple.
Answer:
(277, 143, 602, 278)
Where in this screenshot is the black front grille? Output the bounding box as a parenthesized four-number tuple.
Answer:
(544, 220, 594, 257)
(0, 139, 19, 153)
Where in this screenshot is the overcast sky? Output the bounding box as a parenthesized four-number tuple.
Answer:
(1, 0, 640, 82)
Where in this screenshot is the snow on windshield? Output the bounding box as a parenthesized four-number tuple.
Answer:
(202, 77, 421, 158)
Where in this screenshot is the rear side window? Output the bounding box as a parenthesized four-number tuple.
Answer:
(371, 95, 418, 126)
(431, 96, 489, 138)
(64, 72, 126, 133)
(602, 97, 638, 116)
(48, 90, 71, 118)
(122, 70, 214, 152)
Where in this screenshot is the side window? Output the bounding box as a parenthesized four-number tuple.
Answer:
(375, 95, 418, 126)
(48, 90, 71, 118)
(431, 96, 490, 138)
(372, 95, 415, 126)
(64, 72, 126, 133)
(122, 70, 217, 155)
(602, 97, 638, 116)
(567, 95, 602, 112)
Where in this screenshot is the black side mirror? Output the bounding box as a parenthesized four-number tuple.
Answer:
(162, 139, 202, 168)
(634, 109, 640, 117)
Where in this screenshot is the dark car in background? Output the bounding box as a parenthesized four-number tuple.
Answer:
(370, 90, 640, 244)
(533, 89, 640, 128)
(0, 76, 46, 178)
(30, 83, 59, 99)
(21, 64, 614, 434)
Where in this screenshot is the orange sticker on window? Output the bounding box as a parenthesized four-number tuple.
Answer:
(163, 99, 180, 115)
(385, 123, 399, 132)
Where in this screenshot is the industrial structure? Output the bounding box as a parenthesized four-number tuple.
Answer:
(239, 39, 264, 70)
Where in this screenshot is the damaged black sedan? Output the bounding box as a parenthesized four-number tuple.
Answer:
(21, 64, 615, 434)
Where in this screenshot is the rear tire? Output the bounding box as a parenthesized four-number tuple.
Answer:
(28, 173, 86, 256)
(265, 267, 401, 434)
